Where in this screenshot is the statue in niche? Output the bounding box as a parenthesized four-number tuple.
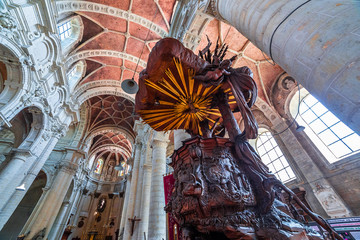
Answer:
(105, 160, 115, 180)
(135, 38, 341, 240)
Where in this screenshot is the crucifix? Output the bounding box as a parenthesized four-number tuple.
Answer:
(128, 216, 141, 236)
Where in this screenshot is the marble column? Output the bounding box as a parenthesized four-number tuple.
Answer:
(211, 0, 360, 134)
(147, 131, 169, 240)
(133, 126, 152, 240)
(119, 175, 131, 239)
(23, 161, 78, 240)
(0, 135, 59, 230)
(48, 201, 71, 240)
(123, 122, 144, 240)
(0, 150, 32, 196)
(49, 182, 83, 240)
(136, 163, 152, 240)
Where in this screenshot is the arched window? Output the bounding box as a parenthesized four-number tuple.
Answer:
(57, 16, 83, 54)
(94, 158, 104, 174)
(118, 162, 130, 177)
(290, 88, 360, 163)
(57, 20, 72, 41)
(256, 129, 296, 183)
(67, 60, 86, 91)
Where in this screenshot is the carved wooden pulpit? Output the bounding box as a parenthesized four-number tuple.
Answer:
(135, 37, 342, 240)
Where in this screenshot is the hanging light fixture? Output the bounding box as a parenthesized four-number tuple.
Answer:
(121, 7, 158, 94)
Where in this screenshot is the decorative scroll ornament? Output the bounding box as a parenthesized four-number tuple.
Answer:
(0, 11, 21, 44)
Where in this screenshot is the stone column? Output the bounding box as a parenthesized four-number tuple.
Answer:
(133, 126, 152, 240)
(0, 150, 32, 196)
(119, 176, 131, 239)
(48, 201, 71, 240)
(123, 123, 144, 240)
(147, 131, 169, 240)
(67, 187, 88, 240)
(23, 161, 78, 240)
(49, 181, 83, 240)
(0, 136, 59, 230)
(136, 163, 152, 240)
(211, 0, 360, 134)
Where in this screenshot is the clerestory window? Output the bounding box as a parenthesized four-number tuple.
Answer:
(295, 91, 360, 162)
(57, 16, 83, 54)
(94, 158, 104, 174)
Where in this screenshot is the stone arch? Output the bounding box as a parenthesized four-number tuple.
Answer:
(0, 61, 6, 94)
(55, 1, 168, 38)
(66, 50, 146, 69)
(87, 125, 135, 145)
(73, 82, 135, 106)
(11, 106, 47, 153)
(0, 37, 31, 122)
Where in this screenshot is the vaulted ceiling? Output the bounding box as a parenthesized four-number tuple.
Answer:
(68, 0, 284, 166)
(195, 19, 284, 106)
(70, 0, 176, 172)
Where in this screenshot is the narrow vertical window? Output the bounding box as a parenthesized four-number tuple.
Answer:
(118, 162, 129, 176)
(256, 130, 296, 183)
(94, 158, 104, 174)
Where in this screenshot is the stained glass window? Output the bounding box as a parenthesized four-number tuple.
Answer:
(256, 130, 296, 183)
(94, 158, 103, 174)
(299, 94, 360, 161)
(118, 162, 130, 176)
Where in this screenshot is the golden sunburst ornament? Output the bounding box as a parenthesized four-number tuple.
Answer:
(138, 58, 235, 135)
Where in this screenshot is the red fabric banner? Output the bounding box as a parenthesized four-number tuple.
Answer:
(163, 173, 182, 240)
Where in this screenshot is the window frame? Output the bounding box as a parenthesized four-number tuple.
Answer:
(94, 157, 104, 174)
(254, 128, 297, 184)
(288, 88, 360, 164)
(67, 60, 86, 92)
(57, 16, 83, 55)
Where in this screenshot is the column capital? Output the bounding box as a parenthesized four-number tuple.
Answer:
(151, 131, 170, 148)
(207, 0, 225, 21)
(11, 148, 34, 159)
(59, 161, 78, 175)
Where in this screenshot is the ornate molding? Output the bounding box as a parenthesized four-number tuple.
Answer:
(66, 50, 147, 68)
(56, 1, 168, 37)
(90, 144, 131, 158)
(88, 126, 135, 145)
(73, 80, 134, 101)
(208, 0, 224, 21)
(73, 81, 135, 106)
(60, 161, 78, 175)
(0, 11, 21, 44)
